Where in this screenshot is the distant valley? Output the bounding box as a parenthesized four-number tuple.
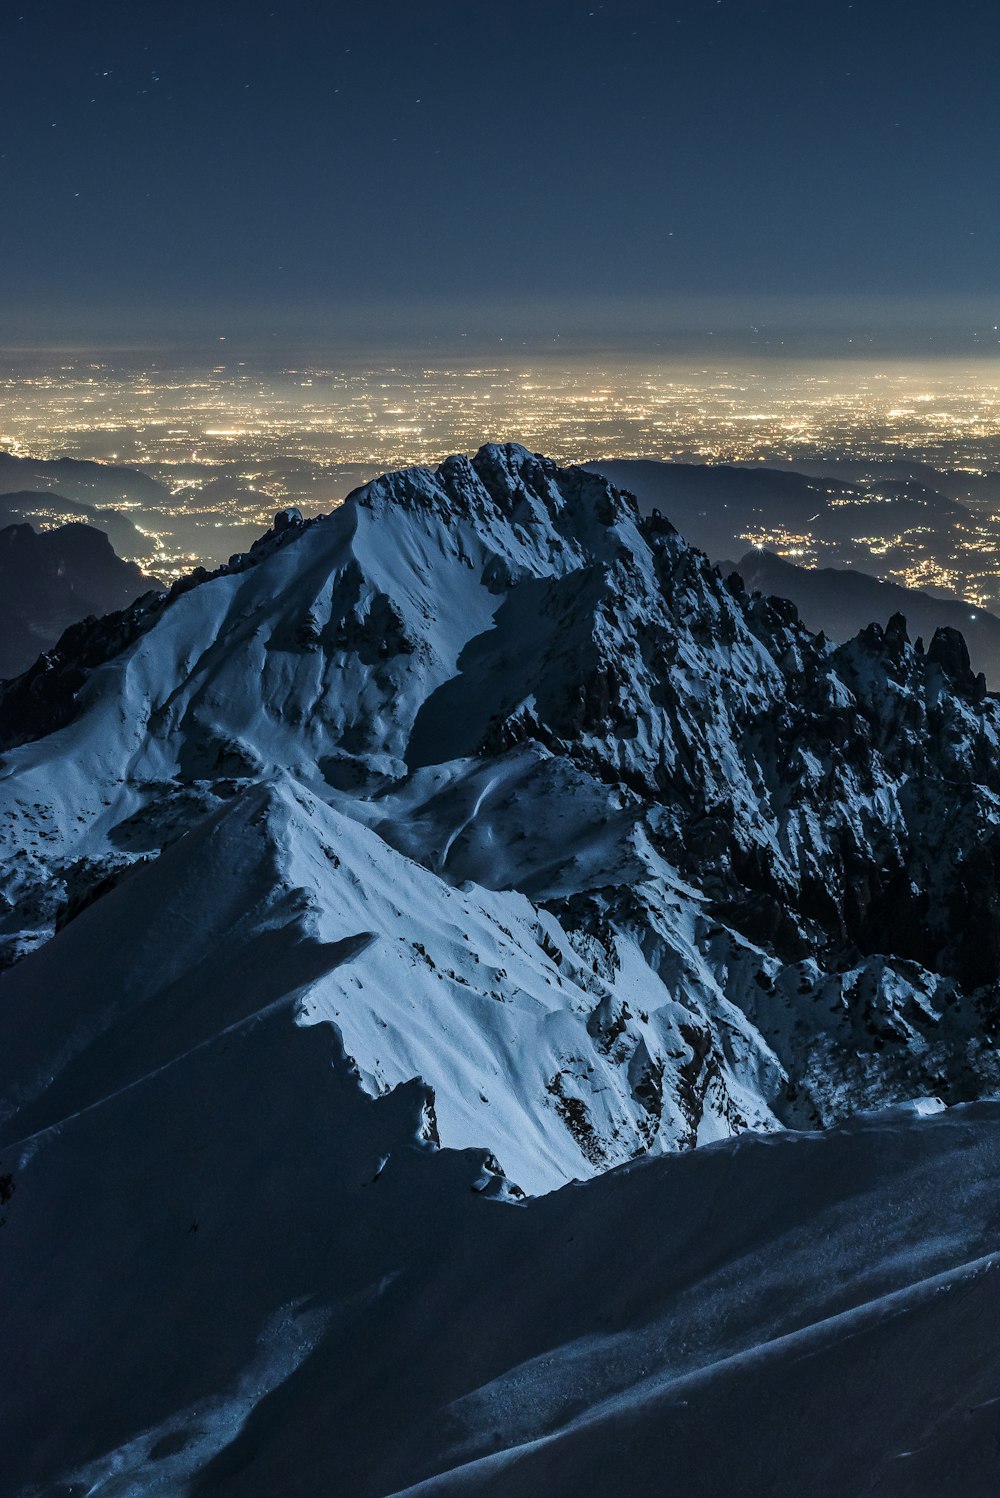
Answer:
(588, 457, 1000, 610)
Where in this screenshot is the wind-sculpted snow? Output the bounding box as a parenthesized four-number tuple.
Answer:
(5, 443, 1000, 1491)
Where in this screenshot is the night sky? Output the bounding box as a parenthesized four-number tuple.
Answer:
(3, 0, 999, 353)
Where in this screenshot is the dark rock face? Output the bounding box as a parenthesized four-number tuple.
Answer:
(723, 547, 1000, 688)
(396, 456, 1000, 999)
(0, 593, 161, 750)
(0, 522, 160, 680)
(273, 507, 304, 532)
(926, 624, 974, 684)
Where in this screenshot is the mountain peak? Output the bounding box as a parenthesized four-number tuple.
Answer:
(1, 446, 999, 1147)
(5, 446, 1000, 1490)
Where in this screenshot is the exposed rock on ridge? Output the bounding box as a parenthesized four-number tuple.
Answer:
(2, 444, 1000, 1177)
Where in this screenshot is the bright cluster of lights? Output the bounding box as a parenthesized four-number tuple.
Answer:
(3, 356, 1000, 598)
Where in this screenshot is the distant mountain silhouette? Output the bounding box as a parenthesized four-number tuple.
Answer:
(754, 456, 1000, 508)
(585, 458, 970, 561)
(0, 490, 151, 562)
(0, 523, 160, 679)
(727, 548, 1000, 686)
(0, 451, 167, 507)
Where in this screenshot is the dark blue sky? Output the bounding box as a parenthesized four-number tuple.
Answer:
(3, 0, 999, 354)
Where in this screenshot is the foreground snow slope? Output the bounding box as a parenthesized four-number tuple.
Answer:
(0, 775, 778, 1196)
(3, 793, 1000, 1494)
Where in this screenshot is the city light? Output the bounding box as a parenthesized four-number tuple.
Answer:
(4, 356, 1000, 600)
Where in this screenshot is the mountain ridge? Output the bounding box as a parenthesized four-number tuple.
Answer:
(725, 546, 1000, 683)
(5, 443, 1000, 1492)
(2, 443, 998, 1146)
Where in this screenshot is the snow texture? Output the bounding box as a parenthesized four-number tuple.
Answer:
(3, 445, 1000, 1493)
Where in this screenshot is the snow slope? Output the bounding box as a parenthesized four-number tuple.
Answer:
(3, 803, 1000, 1493)
(2, 444, 999, 1147)
(4, 443, 1000, 1492)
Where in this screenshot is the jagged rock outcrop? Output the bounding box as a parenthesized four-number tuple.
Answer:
(2, 445, 1000, 1171)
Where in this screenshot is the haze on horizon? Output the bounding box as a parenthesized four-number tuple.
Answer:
(3, 0, 1000, 362)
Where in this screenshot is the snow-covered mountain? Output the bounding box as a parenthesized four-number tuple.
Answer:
(4, 444, 1000, 1493)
